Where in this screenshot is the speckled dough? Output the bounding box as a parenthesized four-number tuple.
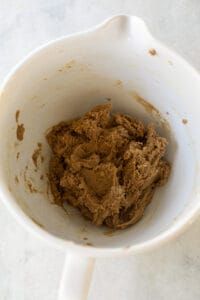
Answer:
(46, 103, 170, 229)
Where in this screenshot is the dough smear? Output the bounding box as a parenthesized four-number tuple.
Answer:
(46, 103, 170, 229)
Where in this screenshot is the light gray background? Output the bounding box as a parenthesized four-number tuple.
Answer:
(1, 1, 200, 299)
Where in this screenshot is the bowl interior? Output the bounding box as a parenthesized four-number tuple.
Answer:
(0, 20, 198, 249)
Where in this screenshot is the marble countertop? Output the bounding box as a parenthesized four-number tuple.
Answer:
(1, 1, 200, 299)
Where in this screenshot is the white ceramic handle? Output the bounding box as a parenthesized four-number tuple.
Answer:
(58, 254, 95, 300)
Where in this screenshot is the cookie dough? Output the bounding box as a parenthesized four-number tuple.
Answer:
(46, 103, 170, 229)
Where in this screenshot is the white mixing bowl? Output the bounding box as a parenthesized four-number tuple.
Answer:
(0, 15, 199, 299)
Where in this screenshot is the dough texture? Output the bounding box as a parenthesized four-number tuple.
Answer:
(47, 103, 170, 229)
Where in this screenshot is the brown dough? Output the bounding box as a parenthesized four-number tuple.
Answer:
(46, 103, 170, 229)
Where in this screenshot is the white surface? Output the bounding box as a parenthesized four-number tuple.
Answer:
(1, 1, 200, 299)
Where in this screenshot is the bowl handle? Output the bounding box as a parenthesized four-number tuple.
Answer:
(58, 254, 95, 300)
